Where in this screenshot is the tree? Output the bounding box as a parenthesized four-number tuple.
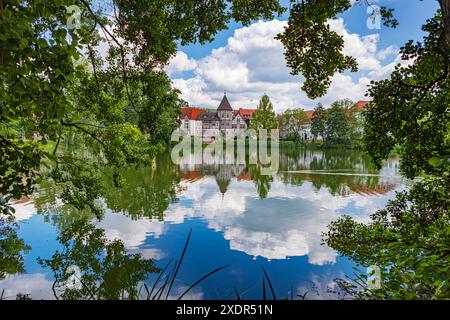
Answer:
(325, 99, 353, 145)
(250, 94, 278, 133)
(347, 104, 365, 145)
(364, 13, 450, 179)
(276, 1, 357, 99)
(324, 13, 450, 299)
(248, 163, 273, 199)
(311, 103, 327, 142)
(102, 152, 181, 220)
(440, 0, 450, 44)
(280, 108, 309, 141)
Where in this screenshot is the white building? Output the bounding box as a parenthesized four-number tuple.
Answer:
(178, 95, 257, 139)
(179, 107, 205, 137)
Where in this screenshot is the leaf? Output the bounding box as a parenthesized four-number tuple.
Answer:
(37, 38, 48, 48)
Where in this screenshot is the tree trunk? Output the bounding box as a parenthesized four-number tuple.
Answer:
(440, 0, 450, 45)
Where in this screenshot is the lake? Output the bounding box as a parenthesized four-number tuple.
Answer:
(1, 147, 407, 300)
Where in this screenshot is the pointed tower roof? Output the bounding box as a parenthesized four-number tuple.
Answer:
(216, 177, 230, 195)
(217, 94, 233, 111)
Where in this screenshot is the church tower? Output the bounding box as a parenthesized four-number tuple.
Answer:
(217, 93, 233, 131)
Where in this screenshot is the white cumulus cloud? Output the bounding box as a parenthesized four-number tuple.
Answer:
(169, 18, 404, 112)
(166, 51, 198, 76)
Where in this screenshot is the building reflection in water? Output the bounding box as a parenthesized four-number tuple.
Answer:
(178, 148, 401, 198)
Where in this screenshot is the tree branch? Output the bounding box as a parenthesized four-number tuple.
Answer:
(60, 120, 106, 147)
(78, 0, 137, 112)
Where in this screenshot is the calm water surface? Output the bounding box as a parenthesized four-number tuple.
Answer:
(2, 147, 406, 299)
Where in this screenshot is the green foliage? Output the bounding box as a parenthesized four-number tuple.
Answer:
(114, 0, 285, 67)
(276, 0, 358, 99)
(51, 158, 106, 218)
(0, 0, 89, 205)
(310, 100, 360, 146)
(325, 177, 450, 299)
(347, 104, 365, 144)
(280, 108, 309, 142)
(325, 99, 354, 145)
(38, 218, 159, 300)
(248, 163, 273, 199)
(2, 0, 446, 215)
(0, 217, 30, 280)
(311, 103, 327, 141)
(278, 147, 381, 197)
(102, 153, 181, 220)
(137, 71, 184, 145)
(364, 13, 450, 179)
(0, 0, 158, 213)
(32, 151, 181, 222)
(0, 137, 42, 207)
(274, 0, 424, 99)
(250, 94, 278, 133)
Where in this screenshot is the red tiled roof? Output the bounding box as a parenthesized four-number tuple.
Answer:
(237, 171, 251, 181)
(354, 100, 370, 111)
(304, 110, 314, 124)
(179, 169, 202, 182)
(304, 110, 314, 118)
(180, 107, 206, 120)
(238, 108, 257, 118)
(354, 183, 397, 195)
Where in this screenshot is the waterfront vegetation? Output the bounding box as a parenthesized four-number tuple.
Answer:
(1, 1, 449, 300)
(277, 99, 365, 149)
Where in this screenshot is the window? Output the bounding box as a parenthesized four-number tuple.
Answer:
(237, 118, 240, 123)
(184, 119, 189, 129)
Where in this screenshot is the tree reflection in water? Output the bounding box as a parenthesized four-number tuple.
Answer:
(38, 219, 159, 300)
(102, 152, 182, 220)
(0, 217, 30, 281)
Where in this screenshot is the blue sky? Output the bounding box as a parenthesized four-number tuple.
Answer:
(166, 0, 440, 112)
(180, 0, 439, 60)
